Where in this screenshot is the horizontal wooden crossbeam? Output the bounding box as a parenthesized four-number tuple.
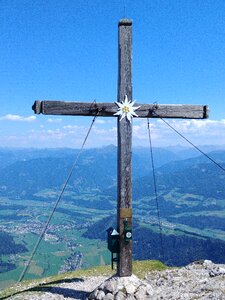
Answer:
(32, 100, 208, 119)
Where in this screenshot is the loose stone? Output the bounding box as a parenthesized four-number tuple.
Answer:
(96, 290, 105, 300)
(103, 293, 114, 300)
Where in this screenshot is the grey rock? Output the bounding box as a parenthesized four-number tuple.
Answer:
(115, 290, 126, 300)
(8, 261, 225, 300)
(103, 293, 114, 300)
(135, 285, 147, 300)
(146, 284, 154, 296)
(209, 266, 225, 277)
(98, 282, 105, 290)
(125, 282, 137, 294)
(89, 289, 99, 300)
(199, 278, 208, 284)
(125, 295, 136, 300)
(96, 290, 105, 300)
(203, 259, 213, 267)
(104, 280, 117, 294)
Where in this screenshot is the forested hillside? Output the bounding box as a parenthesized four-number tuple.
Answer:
(0, 145, 225, 288)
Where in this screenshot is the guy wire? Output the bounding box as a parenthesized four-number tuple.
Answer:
(18, 105, 98, 283)
(147, 118, 165, 259)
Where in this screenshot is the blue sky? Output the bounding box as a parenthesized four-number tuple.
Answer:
(1, 0, 225, 148)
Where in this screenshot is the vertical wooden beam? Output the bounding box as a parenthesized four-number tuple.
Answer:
(117, 19, 133, 277)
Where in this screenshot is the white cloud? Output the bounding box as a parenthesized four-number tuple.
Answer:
(47, 118, 62, 123)
(1, 117, 225, 148)
(94, 118, 114, 125)
(163, 119, 225, 135)
(133, 118, 225, 147)
(0, 114, 36, 122)
(26, 119, 225, 148)
(95, 119, 106, 124)
(63, 125, 82, 130)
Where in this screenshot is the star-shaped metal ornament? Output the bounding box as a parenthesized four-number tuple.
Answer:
(114, 95, 140, 122)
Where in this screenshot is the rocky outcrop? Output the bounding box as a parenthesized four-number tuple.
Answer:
(145, 259, 225, 299)
(89, 260, 225, 300)
(88, 275, 153, 300)
(6, 260, 225, 299)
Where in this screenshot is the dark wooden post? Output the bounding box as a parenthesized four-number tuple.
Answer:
(117, 19, 133, 277)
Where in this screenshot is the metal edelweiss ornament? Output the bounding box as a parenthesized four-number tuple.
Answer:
(114, 95, 140, 122)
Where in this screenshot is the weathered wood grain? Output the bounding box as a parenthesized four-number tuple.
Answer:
(32, 100, 208, 119)
(117, 19, 133, 277)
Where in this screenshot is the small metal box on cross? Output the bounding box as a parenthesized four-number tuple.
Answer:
(32, 19, 208, 277)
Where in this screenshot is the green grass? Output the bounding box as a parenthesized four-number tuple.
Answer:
(0, 260, 168, 299)
(0, 232, 69, 285)
(132, 260, 168, 279)
(0, 228, 111, 289)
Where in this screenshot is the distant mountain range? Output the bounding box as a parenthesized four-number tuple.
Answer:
(0, 145, 178, 198)
(1, 145, 225, 221)
(0, 145, 225, 201)
(1, 145, 225, 270)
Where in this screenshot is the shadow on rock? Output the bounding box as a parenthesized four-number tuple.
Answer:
(31, 285, 88, 300)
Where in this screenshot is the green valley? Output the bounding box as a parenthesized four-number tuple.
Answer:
(0, 146, 225, 290)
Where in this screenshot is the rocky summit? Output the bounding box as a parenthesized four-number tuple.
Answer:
(7, 260, 225, 299)
(89, 260, 225, 300)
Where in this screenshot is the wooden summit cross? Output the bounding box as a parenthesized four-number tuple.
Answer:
(32, 19, 208, 277)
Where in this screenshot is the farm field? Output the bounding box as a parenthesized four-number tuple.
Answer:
(1, 146, 225, 290)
